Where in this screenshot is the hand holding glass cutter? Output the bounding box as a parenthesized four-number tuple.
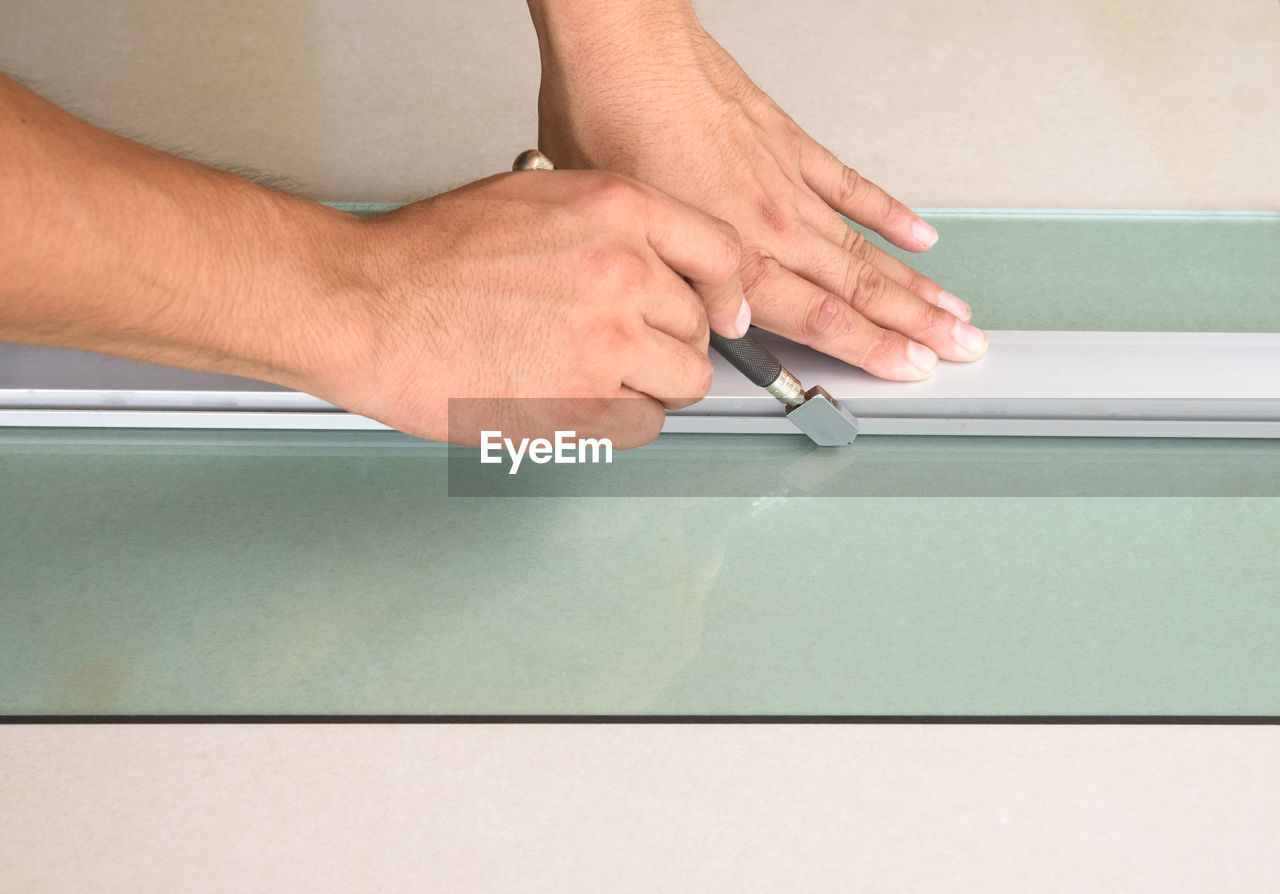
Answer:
(513, 149, 860, 447)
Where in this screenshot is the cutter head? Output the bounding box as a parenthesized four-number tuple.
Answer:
(784, 386, 859, 446)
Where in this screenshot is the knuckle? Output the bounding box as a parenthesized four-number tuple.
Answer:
(663, 355, 713, 410)
(739, 249, 778, 301)
(575, 310, 635, 358)
(839, 225, 867, 257)
(907, 270, 939, 298)
(846, 262, 889, 315)
(641, 406, 666, 443)
(799, 294, 845, 344)
(614, 399, 665, 448)
(692, 313, 710, 350)
(879, 191, 898, 223)
(579, 246, 651, 290)
(919, 302, 955, 336)
(837, 258, 861, 303)
(576, 171, 640, 217)
(838, 165, 863, 203)
(559, 368, 615, 402)
(715, 224, 742, 277)
(689, 353, 714, 399)
(854, 328, 896, 372)
(558, 396, 607, 429)
(679, 302, 710, 349)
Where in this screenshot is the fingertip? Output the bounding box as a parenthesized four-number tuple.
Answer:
(912, 220, 939, 250)
(935, 290, 972, 322)
(907, 340, 939, 376)
(951, 319, 988, 358)
(709, 296, 751, 340)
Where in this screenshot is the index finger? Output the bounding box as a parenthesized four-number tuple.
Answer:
(633, 183, 751, 339)
(799, 139, 939, 254)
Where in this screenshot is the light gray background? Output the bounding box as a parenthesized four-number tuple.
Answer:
(5, 725, 1280, 891)
(2, 1, 1279, 888)
(3, 0, 1278, 207)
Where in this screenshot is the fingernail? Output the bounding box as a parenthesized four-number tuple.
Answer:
(912, 220, 938, 249)
(936, 290, 971, 322)
(907, 340, 938, 374)
(953, 319, 988, 355)
(732, 298, 752, 338)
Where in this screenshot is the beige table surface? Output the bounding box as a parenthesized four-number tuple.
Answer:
(3, 0, 1277, 209)
(2, 0, 1279, 889)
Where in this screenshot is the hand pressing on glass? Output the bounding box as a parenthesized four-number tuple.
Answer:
(527, 0, 987, 380)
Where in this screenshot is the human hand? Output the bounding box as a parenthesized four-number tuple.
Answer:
(528, 0, 987, 380)
(0, 74, 740, 448)
(317, 170, 745, 447)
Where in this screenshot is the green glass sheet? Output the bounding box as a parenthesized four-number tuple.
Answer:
(2, 210, 1277, 716)
(332, 205, 1280, 333)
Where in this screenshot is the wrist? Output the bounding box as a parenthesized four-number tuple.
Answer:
(527, 0, 701, 76)
(86, 179, 384, 404)
(528, 0, 715, 168)
(112, 180, 383, 400)
(239, 199, 385, 400)
(527, 0, 696, 37)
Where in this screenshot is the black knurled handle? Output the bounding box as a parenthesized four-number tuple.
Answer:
(709, 329, 782, 388)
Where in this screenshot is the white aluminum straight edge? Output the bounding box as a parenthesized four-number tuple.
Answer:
(1, 330, 1278, 438)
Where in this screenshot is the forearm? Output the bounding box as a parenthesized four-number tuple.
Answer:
(526, 0, 700, 69)
(525, 0, 718, 170)
(0, 74, 372, 390)
(526, 0, 694, 31)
